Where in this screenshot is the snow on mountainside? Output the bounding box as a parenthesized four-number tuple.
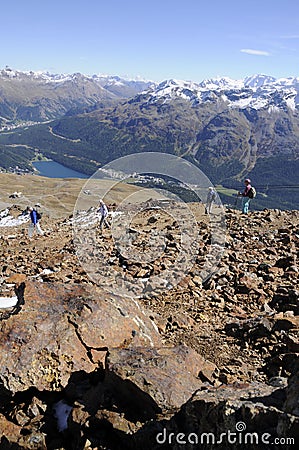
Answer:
(0, 67, 77, 83)
(145, 74, 299, 111)
(1, 67, 298, 112)
(0, 67, 153, 92)
(1, 67, 299, 129)
(244, 74, 277, 87)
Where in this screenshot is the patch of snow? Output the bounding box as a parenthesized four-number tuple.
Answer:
(244, 74, 276, 88)
(231, 96, 269, 110)
(41, 268, 54, 275)
(110, 211, 123, 218)
(0, 296, 18, 309)
(285, 96, 296, 110)
(72, 208, 123, 228)
(0, 209, 29, 227)
(199, 76, 243, 90)
(53, 400, 72, 432)
(268, 105, 280, 113)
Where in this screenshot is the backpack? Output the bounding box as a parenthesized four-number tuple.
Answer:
(35, 210, 42, 220)
(248, 186, 256, 199)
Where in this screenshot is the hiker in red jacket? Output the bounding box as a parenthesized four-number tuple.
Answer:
(238, 178, 251, 214)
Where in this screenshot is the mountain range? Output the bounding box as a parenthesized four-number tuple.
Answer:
(0, 67, 153, 128)
(0, 68, 298, 209)
(143, 74, 299, 110)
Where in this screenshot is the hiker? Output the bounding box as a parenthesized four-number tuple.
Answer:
(27, 206, 44, 237)
(238, 178, 252, 214)
(205, 186, 217, 214)
(98, 199, 109, 230)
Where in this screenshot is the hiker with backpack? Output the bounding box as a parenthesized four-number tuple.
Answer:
(27, 206, 44, 237)
(205, 187, 217, 214)
(238, 178, 256, 214)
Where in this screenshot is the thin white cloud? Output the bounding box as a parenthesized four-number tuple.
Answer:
(240, 48, 270, 56)
(280, 34, 299, 39)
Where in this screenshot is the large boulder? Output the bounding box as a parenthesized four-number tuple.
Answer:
(106, 345, 218, 410)
(134, 382, 299, 449)
(0, 280, 161, 393)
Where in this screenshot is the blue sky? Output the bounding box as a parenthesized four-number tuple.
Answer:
(1, 0, 299, 82)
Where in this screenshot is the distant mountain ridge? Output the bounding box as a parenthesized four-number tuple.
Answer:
(1, 68, 299, 130)
(0, 67, 154, 128)
(1, 68, 299, 129)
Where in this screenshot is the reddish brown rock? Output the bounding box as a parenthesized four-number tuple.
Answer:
(0, 410, 47, 449)
(237, 272, 261, 293)
(132, 381, 299, 450)
(0, 281, 161, 393)
(6, 273, 27, 284)
(0, 413, 22, 443)
(107, 345, 217, 410)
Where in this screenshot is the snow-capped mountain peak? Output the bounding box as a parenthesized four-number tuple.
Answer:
(0, 67, 153, 89)
(198, 76, 243, 90)
(144, 75, 299, 111)
(243, 74, 277, 88)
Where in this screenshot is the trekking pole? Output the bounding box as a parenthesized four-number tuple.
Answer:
(234, 193, 239, 209)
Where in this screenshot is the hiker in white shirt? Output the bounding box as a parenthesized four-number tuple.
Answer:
(98, 199, 109, 230)
(205, 187, 217, 214)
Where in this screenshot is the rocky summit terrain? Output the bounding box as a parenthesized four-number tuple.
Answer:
(0, 176, 298, 449)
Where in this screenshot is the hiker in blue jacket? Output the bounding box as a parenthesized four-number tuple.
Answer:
(28, 206, 44, 237)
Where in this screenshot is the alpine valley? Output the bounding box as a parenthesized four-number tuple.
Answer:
(0, 68, 299, 209)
